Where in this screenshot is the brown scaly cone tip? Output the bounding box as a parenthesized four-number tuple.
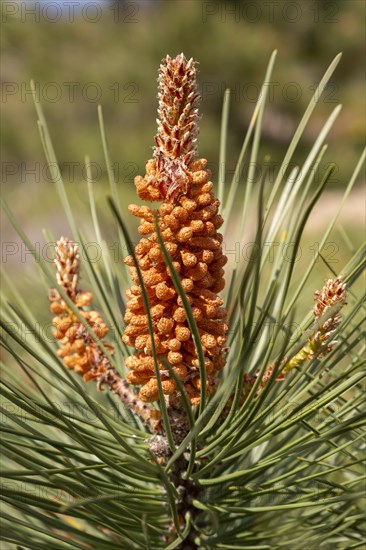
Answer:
(135, 53, 201, 203)
(122, 54, 229, 406)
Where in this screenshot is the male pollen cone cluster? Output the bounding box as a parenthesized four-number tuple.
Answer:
(282, 275, 347, 372)
(49, 237, 162, 431)
(240, 276, 347, 401)
(49, 237, 113, 381)
(122, 53, 229, 406)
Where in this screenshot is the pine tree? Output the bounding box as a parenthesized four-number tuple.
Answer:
(1, 52, 365, 549)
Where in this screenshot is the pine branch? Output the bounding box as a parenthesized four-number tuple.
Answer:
(49, 237, 163, 434)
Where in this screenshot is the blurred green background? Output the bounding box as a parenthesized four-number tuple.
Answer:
(3, 0, 365, 176)
(1, 0, 365, 319)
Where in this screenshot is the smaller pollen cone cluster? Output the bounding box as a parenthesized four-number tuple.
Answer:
(238, 276, 347, 403)
(49, 237, 162, 431)
(122, 54, 228, 406)
(49, 237, 112, 381)
(283, 275, 347, 372)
